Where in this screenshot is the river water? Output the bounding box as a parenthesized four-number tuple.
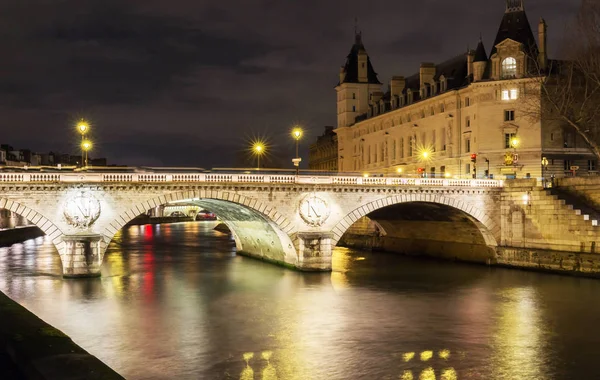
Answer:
(1, 221, 600, 379)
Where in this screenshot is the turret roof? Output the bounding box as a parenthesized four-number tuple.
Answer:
(339, 33, 382, 85)
(490, 8, 538, 57)
(473, 39, 488, 62)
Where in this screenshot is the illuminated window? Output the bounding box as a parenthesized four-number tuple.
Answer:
(502, 89, 519, 100)
(502, 57, 517, 77)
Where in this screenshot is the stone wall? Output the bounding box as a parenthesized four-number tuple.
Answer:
(555, 177, 600, 210)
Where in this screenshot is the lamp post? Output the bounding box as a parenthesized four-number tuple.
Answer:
(76, 119, 89, 167)
(542, 156, 549, 188)
(511, 137, 520, 178)
(253, 143, 265, 170)
(418, 148, 433, 178)
(291, 127, 303, 175)
(81, 140, 92, 168)
(511, 137, 519, 154)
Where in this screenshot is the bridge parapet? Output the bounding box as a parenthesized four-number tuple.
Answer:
(0, 172, 504, 188)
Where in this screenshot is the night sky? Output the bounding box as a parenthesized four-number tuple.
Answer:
(0, 0, 582, 167)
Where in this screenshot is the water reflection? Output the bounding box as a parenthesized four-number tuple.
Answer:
(0, 222, 600, 379)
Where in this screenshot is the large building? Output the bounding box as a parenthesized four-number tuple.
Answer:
(334, 0, 596, 179)
(309, 126, 338, 171)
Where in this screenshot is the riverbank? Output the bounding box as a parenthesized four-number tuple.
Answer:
(0, 226, 44, 247)
(0, 291, 124, 379)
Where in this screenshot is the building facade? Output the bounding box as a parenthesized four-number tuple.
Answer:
(334, 0, 596, 179)
(309, 126, 338, 171)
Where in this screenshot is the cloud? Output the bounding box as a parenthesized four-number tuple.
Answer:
(0, 0, 583, 168)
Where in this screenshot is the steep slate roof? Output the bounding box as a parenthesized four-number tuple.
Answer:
(473, 39, 488, 62)
(490, 8, 538, 57)
(433, 53, 469, 89)
(339, 33, 382, 85)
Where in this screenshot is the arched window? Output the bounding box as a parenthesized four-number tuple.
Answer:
(502, 57, 517, 78)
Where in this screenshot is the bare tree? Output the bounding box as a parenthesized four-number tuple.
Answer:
(535, 0, 600, 159)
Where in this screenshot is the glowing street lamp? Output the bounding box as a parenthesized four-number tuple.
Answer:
(81, 139, 92, 167)
(396, 167, 403, 175)
(417, 147, 433, 177)
(542, 156, 549, 187)
(77, 120, 89, 135)
(253, 142, 265, 170)
(76, 119, 90, 167)
(291, 126, 303, 175)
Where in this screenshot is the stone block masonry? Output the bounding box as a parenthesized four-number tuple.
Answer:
(1, 173, 600, 278)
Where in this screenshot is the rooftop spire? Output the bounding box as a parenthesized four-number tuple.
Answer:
(506, 0, 524, 13)
(354, 17, 362, 45)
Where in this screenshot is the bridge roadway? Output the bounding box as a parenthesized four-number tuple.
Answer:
(0, 170, 599, 277)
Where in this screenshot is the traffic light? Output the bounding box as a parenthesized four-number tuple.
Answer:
(470, 154, 477, 178)
(417, 167, 424, 177)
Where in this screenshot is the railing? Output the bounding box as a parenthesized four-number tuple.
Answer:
(0, 172, 505, 188)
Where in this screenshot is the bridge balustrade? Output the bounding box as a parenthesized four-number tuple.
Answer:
(102, 174, 134, 182)
(0, 172, 504, 187)
(0, 174, 24, 182)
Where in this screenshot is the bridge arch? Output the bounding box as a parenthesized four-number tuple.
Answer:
(102, 190, 298, 268)
(0, 197, 66, 253)
(331, 193, 499, 262)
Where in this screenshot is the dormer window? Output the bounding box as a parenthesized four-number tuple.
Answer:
(502, 57, 517, 78)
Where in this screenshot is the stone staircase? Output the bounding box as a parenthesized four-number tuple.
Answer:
(547, 187, 600, 227)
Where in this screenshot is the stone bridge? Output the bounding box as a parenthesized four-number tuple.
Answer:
(1, 171, 599, 277)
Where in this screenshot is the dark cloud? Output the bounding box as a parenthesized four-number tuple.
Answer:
(0, 0, 583, 167)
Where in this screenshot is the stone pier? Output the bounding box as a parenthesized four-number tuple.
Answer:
(60, 234, 104, 278)
(296, 232, 334, 271)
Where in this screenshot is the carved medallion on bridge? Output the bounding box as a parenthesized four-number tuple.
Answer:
(63, 191, 101, 229)
(299, 195, 330, 227)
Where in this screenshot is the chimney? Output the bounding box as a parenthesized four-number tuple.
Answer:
(467, 50, 475, 79)
(339, 67, 345, 84)
(419, 63, 436, 88)
(538, 18, 548, 71)
(372, 91, 383, 104)
(390, 76, 406, 98)
(358, 48, 368, 83)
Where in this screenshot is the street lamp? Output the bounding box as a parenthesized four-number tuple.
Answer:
(76, 119, 89, 167)
(418, 147, 433, 178)
(542, 156, 549, 188)
(253, 142, 265, 170)
(291, 126, 303, 175)
(511, 137, 520, 151)
(81, 139, 92, 168)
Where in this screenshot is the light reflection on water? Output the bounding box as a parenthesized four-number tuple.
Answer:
(1, 222, 600, 379)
